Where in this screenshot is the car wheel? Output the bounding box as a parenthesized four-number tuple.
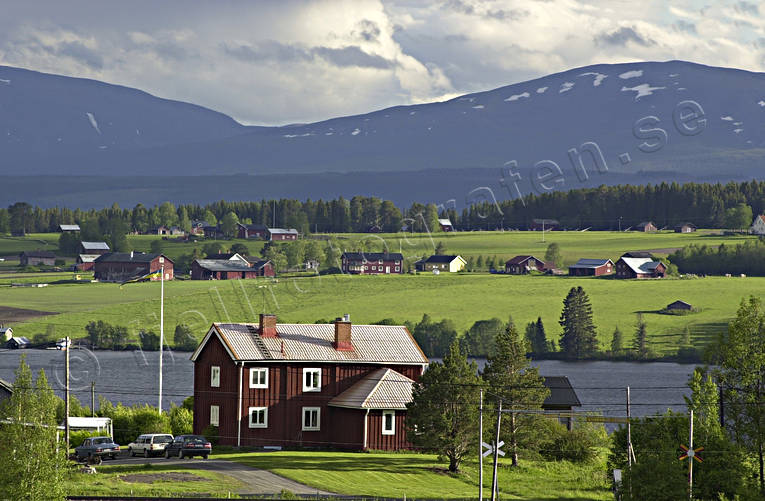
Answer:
(202, 454, 209, 460)
(110, 454, 116, 460)
(143, 449, 149, 458)
(164, 449, 170, 459)
(129, 447, 134, 457)
(178, 449, 183, 459)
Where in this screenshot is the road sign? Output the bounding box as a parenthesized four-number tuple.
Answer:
(482, 441, 505, 458)
(679, 444, 703, 463)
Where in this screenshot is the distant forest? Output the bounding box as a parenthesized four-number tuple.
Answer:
(2, 180, 765, 237)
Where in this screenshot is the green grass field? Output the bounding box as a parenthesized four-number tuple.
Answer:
(3, 272, 763, 355)
(219, 450, 610, 500)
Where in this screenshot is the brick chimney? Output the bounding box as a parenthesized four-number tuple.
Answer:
(333, 315, 353, 351)
(259, 313, 278, 338)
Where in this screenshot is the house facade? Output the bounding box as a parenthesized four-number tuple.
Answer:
(191, 258, 275, 280)
(237, 223, 269, 239)
(416, 255, 466, 273)
(341, 252, 404, 275)
(505, 255, 545, 274)
(268, 228, 299, 241)
(615, 256, 666, 279)
(752, 215, 765, 235)
(19, 251, 56, 266)
(568, 259, 614, 277)
(94, 252, 173, 282)
(190, 314, 428, 450)
(438, 218, 454, 232)
(674, 223, 697, 233)
(636, 221, 657, 232)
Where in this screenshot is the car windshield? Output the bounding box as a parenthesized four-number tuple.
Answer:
(155, 436, 172, 443)
(93, 438, 112, 445)
(185, 436, 206, 443)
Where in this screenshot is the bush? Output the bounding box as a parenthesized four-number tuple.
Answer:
(202, 424, 219, 446)
(541, 421, 607, 463)
(98, 399, 171, 445)
(69, 429, 104, 448)
(169, 405, 193, 436)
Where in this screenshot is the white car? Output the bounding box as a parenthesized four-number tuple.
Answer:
(127, 433, 174, 457)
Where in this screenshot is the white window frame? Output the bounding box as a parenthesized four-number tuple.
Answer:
(210, 405, 219, 427)
(382, 410, 395, 435)
(372, 265, 376, 271)
(249, 367, 268, 389)
(395, 266, 400, 271)
(302, 407, 320, 431)
(249, 407, 268, 428)
(210, 366, 220, 388)
(303, 368, 321, 392)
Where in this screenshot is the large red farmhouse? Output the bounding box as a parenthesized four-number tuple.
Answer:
(94, 252, 173, 282)
(341, 252, 404, 274)
(191, 314, 428, 450)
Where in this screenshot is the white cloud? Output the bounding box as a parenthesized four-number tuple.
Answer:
(0, 0, 763, 125)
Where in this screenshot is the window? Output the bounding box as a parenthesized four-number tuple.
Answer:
(210, 405, 219, 426)
(302, 407, 320, 431)
(303, 368, 321, 392)
(210, 366, 220, 387)
(395, 266, 400, 271)
(382, 411, 395, 435)
(249, 367, 268, 388)
(378, 259, 383, 264)
(372, 266, 376, 271)
(249, 407, 268, 428)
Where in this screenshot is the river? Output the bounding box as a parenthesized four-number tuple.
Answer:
(0, 349, 696, 418)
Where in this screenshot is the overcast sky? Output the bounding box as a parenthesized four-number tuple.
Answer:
(1, 0, 764, 125)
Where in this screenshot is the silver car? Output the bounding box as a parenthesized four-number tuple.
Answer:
(127, 433, 174, 457)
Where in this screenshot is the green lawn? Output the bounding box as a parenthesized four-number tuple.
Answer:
(0, 234, 60, 257)
(63, 462, 244, 497)
(218, 450, 611, 500)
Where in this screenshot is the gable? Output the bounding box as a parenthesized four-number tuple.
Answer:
(190, 325, 237, 363)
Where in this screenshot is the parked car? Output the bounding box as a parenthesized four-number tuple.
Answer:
(163, 434, 211, 459)
(127, 433, 174, 457)
(74, 436, 120, 461)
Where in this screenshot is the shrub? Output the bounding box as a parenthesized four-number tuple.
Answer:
(169, 405, 193, 436)
(69, 429, 104, 448)
(202, 424, 219, 446)
(541, 421, 607, 463)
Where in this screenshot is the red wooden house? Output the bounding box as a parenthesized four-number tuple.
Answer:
(191, 258, 275, 280)
(94, 252, 173, 282)
(615, 256, 666, 279)
(568, 258, 614, 276)
(341, 252, 404, 274)
(268, 228, 299, 241)
(237, 223, 269, 240)
(190, 314, 428, 450)
(505, 255, 545, 274)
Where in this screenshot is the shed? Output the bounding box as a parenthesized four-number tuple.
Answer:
(58, 224, 81, 232)
(542, 376, 581, 430)
(6, 336, 31, 349)
(667, 300, 693, 311)
(438, 218, 454, 232)
(268, 228, 299, 241)
(19, 250, 56, 267)
(505, 255, 545, 275)
(0, 327, 13, 342)
(416, 255, 466, 273)
(615, 257, 666, 279)
(76, 254, 100, 271)
(674, 223, 697, 233)
(63, 416, 113, 437)
(79, 241, 111, 255)
(568, 258, 614, 277)
(636, 221, 657, 232)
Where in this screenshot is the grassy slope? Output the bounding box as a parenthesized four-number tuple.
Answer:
(219, 451, 610, 500)
(4, 273, 763, 354)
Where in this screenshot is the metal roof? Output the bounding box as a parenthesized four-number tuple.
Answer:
(80, 241, 110, 250)
(506, 255, 541, 265)
(438, 218, 452, 226)
(268, 228, 299, 235)
(20, 250, 55, 258)
(78, 254, 101, 263)
(423, 255, 463, 264)
(542, 376, 581, 408)
(0, 378, 12, 394)
(619, 257, 663, 274)
(342, 252, 404, 261)
(192, 322, 428, 365)
(194, 259, 251, 272)
(570, 258, 613, 268)
(59, 224, 80, 231)
(95, 252, 172, 264)
(328, 368, 415, 410)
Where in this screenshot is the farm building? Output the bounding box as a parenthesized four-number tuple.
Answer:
(622, 251, 654, 259)
(341, 252, 404, 274)
(19, 250, 56, 267)
(615, 256, 666, 279)
(203, 225, 224, 239)
(151, 226, 185, 236)
(190, 314, 428, 450)
(75, 254, 100, 271)
(667, 300, 693, 311)
(6, 336, 30, 349)
(78, 241, 110, 255)
(568, 259, 614, 277)
(505, 255, 545, 275)
(529, 218, 559, 231)
(191, 258, 275, 280)
(438, 218, 454, 232)
(542, 376, 581, 430)
(416, 255, 466, 273)
(0, 378, 11, 404)
(190, 220, 209, 236)
(58, 224, 80, 232)
(237, 223, 269, 239)
(674, 223, 697, 233)
(268, 228, 299, 241)
(752, 215, 765, 235)
(94, 252, 173, 282)
(635, 221, 657, 232)
(205, 253, 250, 263)
(0, 327, 13, 342)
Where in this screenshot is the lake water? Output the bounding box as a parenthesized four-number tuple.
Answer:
(0, 350, 696, 418)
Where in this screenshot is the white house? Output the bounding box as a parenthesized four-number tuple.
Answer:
(751, 215, 765, 235)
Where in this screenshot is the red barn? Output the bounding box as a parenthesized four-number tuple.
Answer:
(94, 252, 173, 282)
(191, 258, 275, 280)
(268, 228, 299, 241)
(615, 256, 666, 279)
(190, 314, 428, 450)
(505, 255, 545, 274)
(237, 223, 269, 240)
(568, 258, 614, 276)
(341, 252, 404, 274)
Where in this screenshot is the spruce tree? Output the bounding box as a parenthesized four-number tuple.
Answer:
(476, 255, 484, 270)
(681, 325, 692, 347)
(632, 314, 649, 359)
(610, 326, 623, 357)
(559, 286, 598, 359)
(482, 321, 549, 466)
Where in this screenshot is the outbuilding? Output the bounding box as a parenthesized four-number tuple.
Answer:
(636, 221, 657, 232)
(505, 255, 545, 274)
(94, 252, 173, 282)
(78, 241, 110, 255)
(674, 223, 697, 233)
(568, 259, 614, 277)
(416, 255, 466, 273)
(19, 250, 56, 267)
(666, 300, 693, 311)
(615, 256, 666, 279)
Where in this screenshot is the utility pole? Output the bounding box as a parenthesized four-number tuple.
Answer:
(618, 216, 622, 232)
(479, 390, 484, 501)
(91, 381, 95, 417)
(158, 261, 165, 414)
(542, 219, 545, 243)
(491, 399, 502, 501)
(65, 336, 70, 452)
(626, 387, 634, 467)
(688, 409, 694, 501)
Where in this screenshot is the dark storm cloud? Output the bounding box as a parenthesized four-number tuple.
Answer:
(223, 40, 392, 69)
(595, 26, 655, 47)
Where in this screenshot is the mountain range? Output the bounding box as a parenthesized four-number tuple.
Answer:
(1, 60, 763, 207)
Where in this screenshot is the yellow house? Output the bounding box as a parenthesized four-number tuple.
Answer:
(416, 255, 467, 273)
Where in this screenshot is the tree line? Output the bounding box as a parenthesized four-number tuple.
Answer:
(3, 180, 765, 238)
(669, 239, 765, 276)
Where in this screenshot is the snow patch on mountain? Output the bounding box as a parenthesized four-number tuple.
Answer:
(579, 72, 608, 86)
(0, 79, 10, 85)
(619, 70, 643, 79)
(620, 83, 665, 100)
(472, 105, 485, 109)
(351, 128, 361, 136)
(721, 116, 734, 121)
(504, 92, 530, 102)
(559, 82, 574, 93)
(758, 100, 765, 107)
(85, 112, 102, 135)
(536, 87, 547, 94)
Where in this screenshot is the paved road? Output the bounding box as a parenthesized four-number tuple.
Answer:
(107, 453, 334, 495)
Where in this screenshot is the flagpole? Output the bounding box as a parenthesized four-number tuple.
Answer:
(158, 262, 164, 414)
